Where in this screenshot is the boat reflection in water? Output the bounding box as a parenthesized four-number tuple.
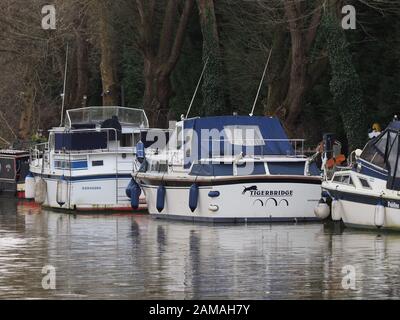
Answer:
(1, 200, 400, 299)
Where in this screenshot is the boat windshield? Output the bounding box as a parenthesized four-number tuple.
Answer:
(360, 123, 400, 189)
(65, 107, 149, 128)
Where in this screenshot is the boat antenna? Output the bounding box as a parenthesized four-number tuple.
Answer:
(59, 43, 69, 126)
(250, 49, 272, 117)
(185, 57, 209, 120)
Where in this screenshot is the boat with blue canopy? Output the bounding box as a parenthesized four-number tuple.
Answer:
(130, 115, 322, 222)
(315, 117, 400, 230)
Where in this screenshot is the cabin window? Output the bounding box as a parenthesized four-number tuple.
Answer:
(308, 162, 321, 176)
(359, 178, 371, 188)
(361, 133, 387, 169)
(150, 161, 168, 173)
(236, 162, 266, 176)
(54, 160, 70, 169)
(267, 162, 305, 176)
(92, 160, 104, 167)
(121, 133, 133, 147)
(224, 125, 264, 146)
(333, 175, 342, 182)
(333, 174, 354, 186)
(342, 175, 352, 185)
(189, 163, 233, 176)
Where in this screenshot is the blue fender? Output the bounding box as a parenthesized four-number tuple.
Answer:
(130, 181, 142, 210)
(126, 179, 134, 198)
(189, 184, 199, 212)
(156, 185, 166, 212)
(136, 141, 145, 163)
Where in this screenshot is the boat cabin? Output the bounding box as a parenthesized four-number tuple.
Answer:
(357, 120, 400, 190)
(31, 106, 150, 176)
(0, 149, 30, 195)
(143, 115, 320, 177)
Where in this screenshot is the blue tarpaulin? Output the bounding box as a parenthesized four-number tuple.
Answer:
(183, 116, 294, 168)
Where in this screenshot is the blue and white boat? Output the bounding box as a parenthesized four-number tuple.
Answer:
(131, 115, 322, 222)
(28, 106, 149, 211)
(316, 119, 400, 230)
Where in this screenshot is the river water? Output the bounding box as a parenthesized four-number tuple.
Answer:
(1, 197, 400, 300)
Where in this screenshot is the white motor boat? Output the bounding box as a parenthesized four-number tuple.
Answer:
(28, 106, 149, 211)
(315, 119, 400, 230)
(130, 115, 322, 222)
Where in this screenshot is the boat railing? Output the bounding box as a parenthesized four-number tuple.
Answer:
(29, 127, 122, 171)
(30, 142, 49, 169)
(65, 106, 149, 129)
(198, 138, 306, 157)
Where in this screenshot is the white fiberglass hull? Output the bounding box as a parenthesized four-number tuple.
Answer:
(140, 177, 322, 222)
(323, 184, 400, 230)
(32, 175, 146, 212)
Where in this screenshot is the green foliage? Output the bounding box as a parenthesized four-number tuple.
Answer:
(200, 7, 227, 116)
(320, 12, 368, 151)
(120, 45, 145, 108)
(169, 10, 203, 120)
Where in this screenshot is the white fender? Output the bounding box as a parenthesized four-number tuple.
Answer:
(331, 199, 342, 221)
(34, 178, 47, 204)
(24, 173, 36, 199)
(56, 176, 68, 207)
(374, 203, 385, 228)
(314, 200, 330, 219)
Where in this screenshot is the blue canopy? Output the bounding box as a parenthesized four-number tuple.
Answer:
(360, 120, 400, 190)
(388, 120, 400, 131)
(183, 116, 294, 169)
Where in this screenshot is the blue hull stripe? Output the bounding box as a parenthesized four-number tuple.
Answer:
(327, 189, 400, 208)
(354, 159, 387, 181)
(152, 214, 320, 223)
(32, 173, 132, 182)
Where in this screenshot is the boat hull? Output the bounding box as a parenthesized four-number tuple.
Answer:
(323, 187, 400, 230)
(140, 178, 322, 222)
(32, 175, 146, 212)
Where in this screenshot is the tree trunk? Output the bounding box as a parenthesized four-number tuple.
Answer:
(142, 58, 172, 127)
(98, 1, 119, 106)
(280, 0, 323, 135)
(265, 25, 290, 116)
(73, 18, 89, 108)
(18, 83, 35, 141)
(137, 0, 195, 127)
(197, 0, 226, 116)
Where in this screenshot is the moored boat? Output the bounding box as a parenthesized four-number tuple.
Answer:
(315, 118, 400, 230)
(0, 149, 30, 198)
(131, 115, 322, 222)
(28, 106, 149, 211)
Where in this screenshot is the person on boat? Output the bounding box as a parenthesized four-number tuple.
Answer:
(315, 136, 346, 174)
(368, 122, 381, 139)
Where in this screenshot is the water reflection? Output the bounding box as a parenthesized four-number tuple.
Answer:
(0, 197, 400, 299)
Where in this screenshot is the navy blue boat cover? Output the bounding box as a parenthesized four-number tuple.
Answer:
(360, 120, 400, 190)
(183, 116, 294, 169)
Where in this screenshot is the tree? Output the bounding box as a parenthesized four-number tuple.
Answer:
(134, 0, 195, 127)
(321, 6, 368, 150)
(97, 0, 119, 106)
(196, 0, 226, 116)
(279, 0, 326, 133)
